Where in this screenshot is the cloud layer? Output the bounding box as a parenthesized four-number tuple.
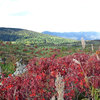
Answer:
(0, 0, 100, 32)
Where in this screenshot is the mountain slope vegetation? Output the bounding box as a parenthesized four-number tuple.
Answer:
(0, 27, 77, 45)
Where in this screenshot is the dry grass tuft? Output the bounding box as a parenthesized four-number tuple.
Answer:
(96, 50, 100, 60)
(81, 37, 86, 49)
(55, 72, 64, 100)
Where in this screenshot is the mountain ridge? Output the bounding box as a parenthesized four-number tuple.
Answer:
(42, 31, 100, 40)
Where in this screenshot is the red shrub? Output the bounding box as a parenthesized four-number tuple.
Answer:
(0, 53, 99, 100)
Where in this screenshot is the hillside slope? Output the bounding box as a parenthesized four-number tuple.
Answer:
(0, 27, 77, 44)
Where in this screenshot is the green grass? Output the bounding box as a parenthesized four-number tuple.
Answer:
(0, 40, 99, 77)
(0, 63, 15, 77)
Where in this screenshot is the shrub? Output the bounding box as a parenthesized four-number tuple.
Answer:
(0, 53, 100, 100)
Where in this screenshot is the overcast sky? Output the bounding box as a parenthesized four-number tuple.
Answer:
(0, 0, 100, 32)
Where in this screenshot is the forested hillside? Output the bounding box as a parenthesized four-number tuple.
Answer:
(0, 27, 77, 45)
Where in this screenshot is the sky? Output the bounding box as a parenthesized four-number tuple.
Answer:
(0, 0, 100, 32)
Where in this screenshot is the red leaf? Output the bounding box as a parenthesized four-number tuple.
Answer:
(16, 96, 18, 100)
(30, 93, 36, 97)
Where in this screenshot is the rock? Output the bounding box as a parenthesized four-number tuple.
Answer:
(12, 59, 27, 76)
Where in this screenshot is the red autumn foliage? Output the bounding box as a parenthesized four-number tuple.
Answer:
(23, 49, 28, 52)
(1, 43, 5, 46)
(0, 53, 100, 100)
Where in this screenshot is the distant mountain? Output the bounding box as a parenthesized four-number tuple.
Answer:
(42, 31, 100, 40)
(0, 27, 76, 44)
